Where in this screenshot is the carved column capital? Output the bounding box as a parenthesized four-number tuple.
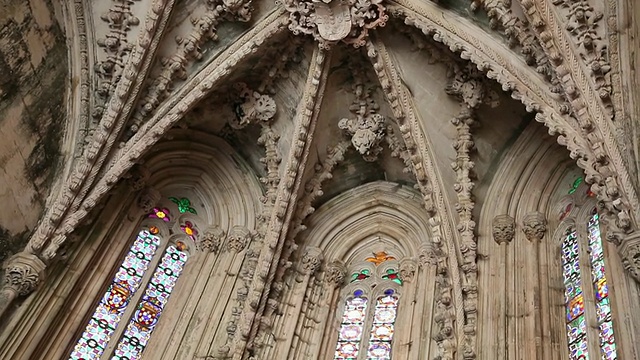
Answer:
(619, 232, 640, 283)
(300, 247, 323, 274)
(2, 252, 46, 297)
(324, 260, 347, 287)
(136, 186, 161, 212)
(399, 258, 418, 281)
(199, 225, 226, 253)
(419, 242, 438, 267)
(492, 214, 515, 245)
(126, 164, 151, 191)
(522, 211, 547, 241)
(227, 225, 252, 253)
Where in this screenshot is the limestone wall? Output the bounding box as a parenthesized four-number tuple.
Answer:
(0, 0, 67, 265)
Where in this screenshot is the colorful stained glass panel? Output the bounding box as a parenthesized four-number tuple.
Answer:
(366, 292, 398, 360)
(69, 230, 160, 360)
(111, 244, 188, 360)
(335, 293, 368, 360)
(587, 212, 618, 360)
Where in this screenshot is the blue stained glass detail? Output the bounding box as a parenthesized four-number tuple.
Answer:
(69, 230, 160, 360)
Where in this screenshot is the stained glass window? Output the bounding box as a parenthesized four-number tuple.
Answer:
(335, 290, 368, 359)
(70, 230, 161, 360)
(561, 211, 618, 360)
(335, 252, 402, 360)
(561, 228, 589, 360)
(111, 243, 188, 359)
(587, 212, 617, 360)
(366, 290, 399, 360)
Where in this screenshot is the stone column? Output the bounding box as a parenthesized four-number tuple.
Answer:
(0, 252, 46, 317)
(521, 211, 547, 356)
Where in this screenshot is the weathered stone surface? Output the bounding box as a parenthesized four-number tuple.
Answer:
(0, 0, 67, 265)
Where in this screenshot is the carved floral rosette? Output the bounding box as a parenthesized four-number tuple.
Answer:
(281, 0, 388, 49)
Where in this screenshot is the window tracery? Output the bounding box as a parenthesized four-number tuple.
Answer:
(69, 195, 200, 360)
(560, 204, 618, 360)
(334, 252, 402, 360)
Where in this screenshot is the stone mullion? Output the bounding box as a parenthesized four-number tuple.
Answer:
(366, 37, 467, 359)
(230, 46, 330, 360)
(519, 0, 638, 238)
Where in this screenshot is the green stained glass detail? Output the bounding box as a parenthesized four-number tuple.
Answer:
(169, 197, 197, 214)
(382, 268, 403, 285)
(351, 269, 371, 283)
(568, 177, 583, 195)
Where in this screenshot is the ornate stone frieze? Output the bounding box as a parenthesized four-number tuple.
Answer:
(93, 0, 141, 119)
(281, 0, 388, 48)
(199, 225, 226, 253)
(231, 83, 277, 129)
(129, 0, 254, 134)
(551, 0, 612, 115)
(492, 214, 515, 245)
(522, 211, 547, 241)
(339, 82, 387, 162)
(2, 252, 46, 297)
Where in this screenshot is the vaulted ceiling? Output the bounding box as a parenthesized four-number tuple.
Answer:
(3, 0, 640, 312)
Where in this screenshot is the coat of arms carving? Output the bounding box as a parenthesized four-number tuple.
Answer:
(281, 0, 388, 48)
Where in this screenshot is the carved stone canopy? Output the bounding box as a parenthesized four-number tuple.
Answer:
(281, 0, 388, 48)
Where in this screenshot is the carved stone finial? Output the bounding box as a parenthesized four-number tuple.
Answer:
(136, 187, 161, 212)
(199, 225, 226, 253)
(619, 232, 640, 283)
(230, 83, 276, 129)
(492, 214, 515, 245)
(227, 226, 252, 252)
(300, 247, 323, 274)
(324, 260, 347, 287)
(282, 0, 388, 49)
(522, 211, 547, 241)
(2, 252, 46, 297)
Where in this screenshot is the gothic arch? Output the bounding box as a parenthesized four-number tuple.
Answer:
(478, 121, 640, 359)
(0, 133, 264, 360)
(259, 181, 444, 360)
